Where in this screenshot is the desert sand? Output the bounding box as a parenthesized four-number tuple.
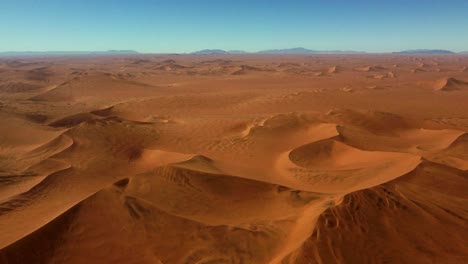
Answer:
(0, 54, 467, 263)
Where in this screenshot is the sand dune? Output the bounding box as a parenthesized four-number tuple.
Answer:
(24, 67, 52, 81)
(230, 65, 266, 75)
(411, 68, 426, 73)
(354, 65, 385, 72)
(0, 82, 42, 93)
(30, 74, 162, 102)
(327, 65, 339, 74)
(291, 161, 468, 264)
(48, 113, 101, 128)
(155, 64, 187, 71)
(279, 139, 420, 193)
(366, 85, 384, 90)
(312, 71, 324, 76)
(427, 133, 468, 170)
(424, 77, 468, 91)
(0, 55, 467, 263)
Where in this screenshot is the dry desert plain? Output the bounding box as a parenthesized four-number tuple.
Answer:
(0, 54, 467, 263)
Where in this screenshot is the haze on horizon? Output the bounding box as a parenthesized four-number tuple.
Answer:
(1, 0, 467, 53)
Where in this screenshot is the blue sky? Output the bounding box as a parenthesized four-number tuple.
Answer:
(1, 0, 467, 53)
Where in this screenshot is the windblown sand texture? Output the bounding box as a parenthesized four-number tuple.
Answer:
(0, 54, 467, 264)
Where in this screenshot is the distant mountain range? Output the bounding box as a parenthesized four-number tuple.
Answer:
(392, 49, 456, 54)
(191, 49, 248, 55)
(191, 48, 467, 55)
(1, 48, 466, 56)
(0, 50, 139, 56)
(191, 47, 366, 55)
(256, 47, 366, 54)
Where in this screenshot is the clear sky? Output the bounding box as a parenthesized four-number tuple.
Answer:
(1, 0, 467, 53)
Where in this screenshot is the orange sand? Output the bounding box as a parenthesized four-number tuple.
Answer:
(0, 54, 467, 263)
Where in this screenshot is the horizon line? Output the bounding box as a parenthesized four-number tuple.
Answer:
(0, 47, 467, 55)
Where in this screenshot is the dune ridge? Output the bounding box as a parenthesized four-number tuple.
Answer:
(430, 77, 468, 91)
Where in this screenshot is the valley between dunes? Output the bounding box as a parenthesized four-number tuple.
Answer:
(0, 54, 467, 263)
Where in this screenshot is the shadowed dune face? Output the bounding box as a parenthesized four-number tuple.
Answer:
(289, 161, 468, 264)
(0, 55, 467, 263)
(420, 77, 468, 91)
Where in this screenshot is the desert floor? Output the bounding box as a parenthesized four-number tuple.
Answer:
(0, 54, 467, 263)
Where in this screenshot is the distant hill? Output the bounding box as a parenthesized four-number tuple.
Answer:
(0, 50, 139, 56)
(191, 47, 364, 55)
(190, 49, 249, 55)
(317, 50, 366, 54)
(227, 50, 248, 54)
(3, 48, 464, 56)
(99, 50, 139, 54)
(257, 47, 365, 54)
(393, 49, 455, 54)
(191, 49, 228, 55)
(257, 47, 318, 54)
